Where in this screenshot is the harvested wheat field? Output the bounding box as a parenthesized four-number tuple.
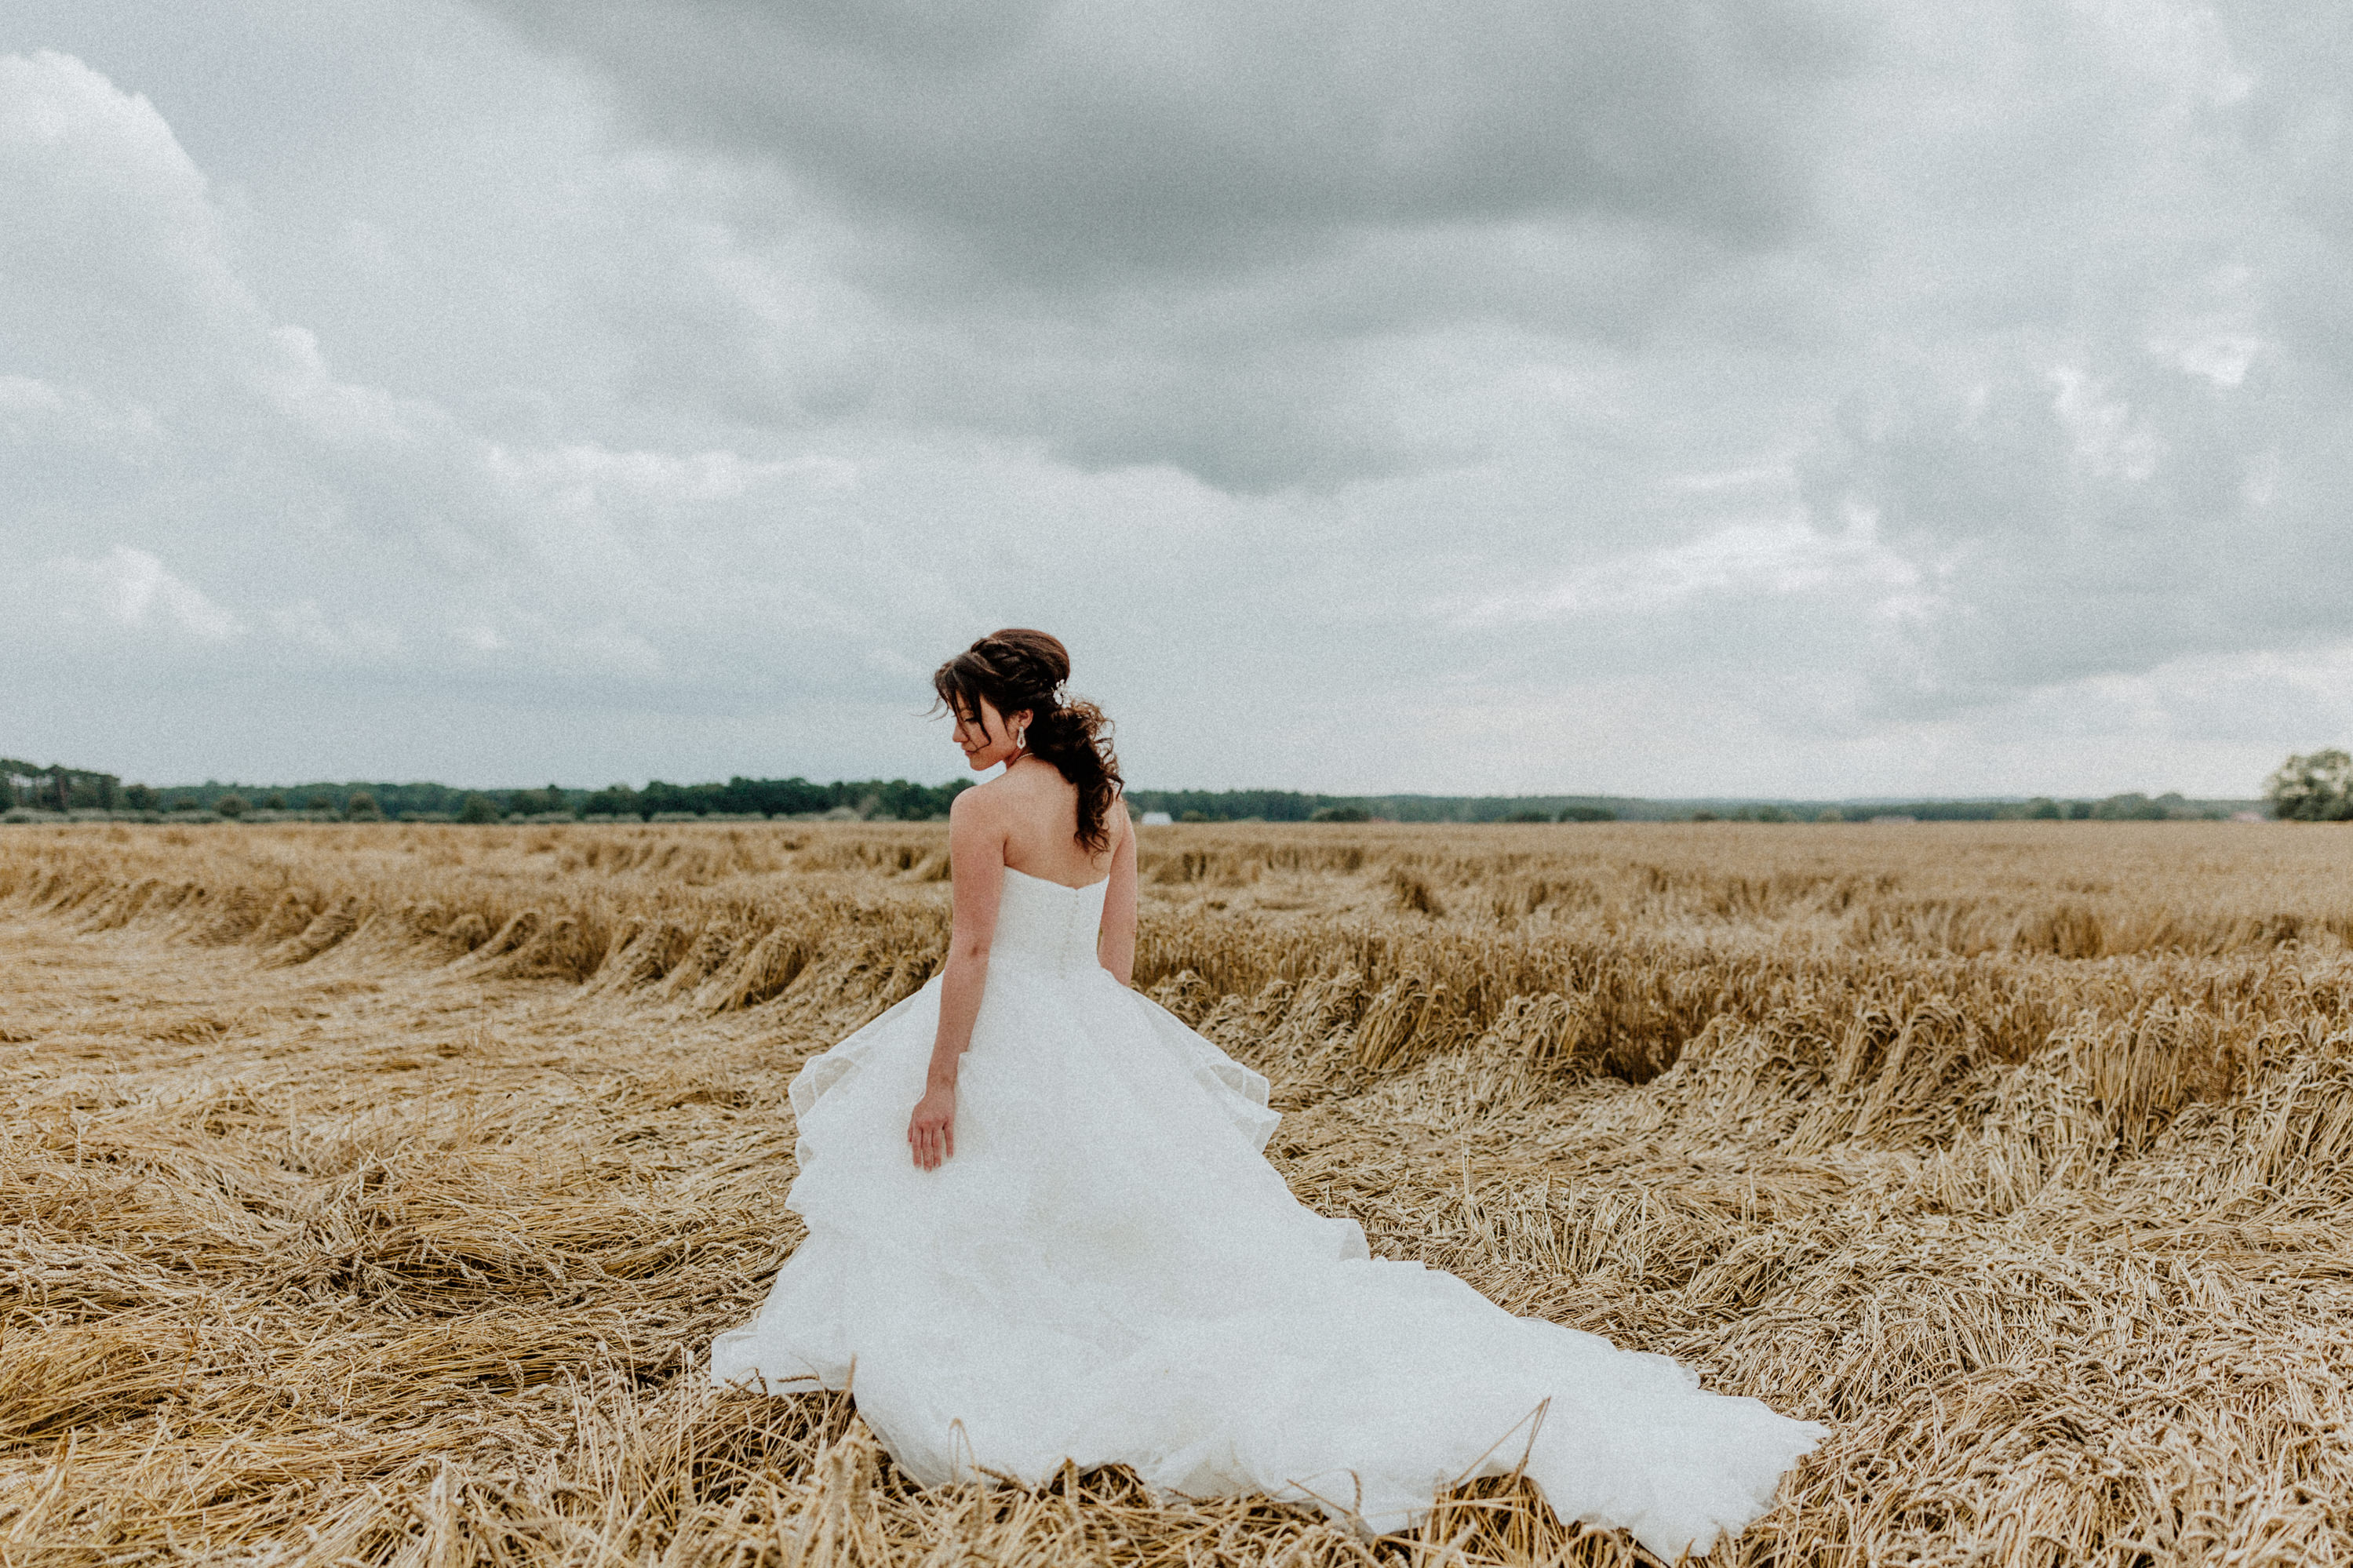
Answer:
(5, 820, 2353, 1566)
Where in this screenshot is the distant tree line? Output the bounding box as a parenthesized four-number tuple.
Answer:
(1124, 788, 2252, 824)
(0, 773, 977, 823)
(1820, 793, 2224, 823)
(2, 760, 122, 811)
(1125, 790, 1639, 823)
(579, 777, 972, 821)
(2265, 751, 2353, 821)
(5, 760, 2307, 825)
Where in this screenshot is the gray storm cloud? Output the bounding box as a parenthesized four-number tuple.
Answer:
(485, 0, 1844, 269)
(479, 0, 1858, 489)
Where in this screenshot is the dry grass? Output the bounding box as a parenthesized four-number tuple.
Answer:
(5, 819, 2353, 1566)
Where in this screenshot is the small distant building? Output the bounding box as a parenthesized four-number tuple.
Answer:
(1139, 810, 1173, 826)
(2231, 810, 2268, 824)
(1868, 813, 1918, 825)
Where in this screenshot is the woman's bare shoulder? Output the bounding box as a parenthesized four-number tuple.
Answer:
(949, 778, 1010, 819)
(952, 770, 1058, 826)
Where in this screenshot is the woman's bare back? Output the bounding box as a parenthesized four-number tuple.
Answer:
(982, 758, 1125, 887)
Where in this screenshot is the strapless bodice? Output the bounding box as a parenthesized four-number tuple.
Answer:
(989, 866, 1108, 970)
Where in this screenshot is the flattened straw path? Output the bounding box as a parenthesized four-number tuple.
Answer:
(5, 820, 2353, 1564)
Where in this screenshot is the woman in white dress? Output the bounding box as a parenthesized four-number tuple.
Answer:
(711, 629, 1823, 1557)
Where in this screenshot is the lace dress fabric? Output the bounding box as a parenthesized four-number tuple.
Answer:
(710, 868, 1823, 1556)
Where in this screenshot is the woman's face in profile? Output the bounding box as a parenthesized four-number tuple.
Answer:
(952, 697, 1025, 772)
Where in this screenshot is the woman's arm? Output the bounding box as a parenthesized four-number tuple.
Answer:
(1098, 806, 1139, 987)
(908, 789, 1005, 1170)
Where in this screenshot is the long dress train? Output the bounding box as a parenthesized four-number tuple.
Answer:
(711, 868, 1823, 1557)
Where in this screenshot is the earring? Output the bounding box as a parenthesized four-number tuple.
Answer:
(1013, 722, 1028, 753)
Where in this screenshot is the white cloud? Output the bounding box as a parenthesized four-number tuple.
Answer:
(1449, 517, 1915, 627)
(46, 546, 242, 642)
(0, 48, 264, 385)
(0, 375, 65, 414)
(2046, 366, 2163, 484)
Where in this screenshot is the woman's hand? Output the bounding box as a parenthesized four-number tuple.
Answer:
(908, 1083, 956, 1170)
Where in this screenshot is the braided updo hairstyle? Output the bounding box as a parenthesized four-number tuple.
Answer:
(933, 629, 1125, 853)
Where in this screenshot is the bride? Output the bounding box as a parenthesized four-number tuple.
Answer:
(711, 629, 1823, 1556)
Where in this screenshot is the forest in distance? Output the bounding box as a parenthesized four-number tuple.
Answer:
(0, 758, 2285, 825)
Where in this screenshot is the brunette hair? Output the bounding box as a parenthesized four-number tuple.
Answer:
(933, 628, 1124, 853)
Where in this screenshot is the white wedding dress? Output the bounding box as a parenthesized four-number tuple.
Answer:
(711, 868, 1823, 1556)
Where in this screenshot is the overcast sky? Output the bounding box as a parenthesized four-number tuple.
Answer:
(4, 1, 2349, 796)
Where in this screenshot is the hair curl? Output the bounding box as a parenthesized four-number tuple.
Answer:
(933, 628, 1124, 853)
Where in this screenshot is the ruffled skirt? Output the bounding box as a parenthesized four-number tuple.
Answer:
(712, 957, 1822, 1556)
